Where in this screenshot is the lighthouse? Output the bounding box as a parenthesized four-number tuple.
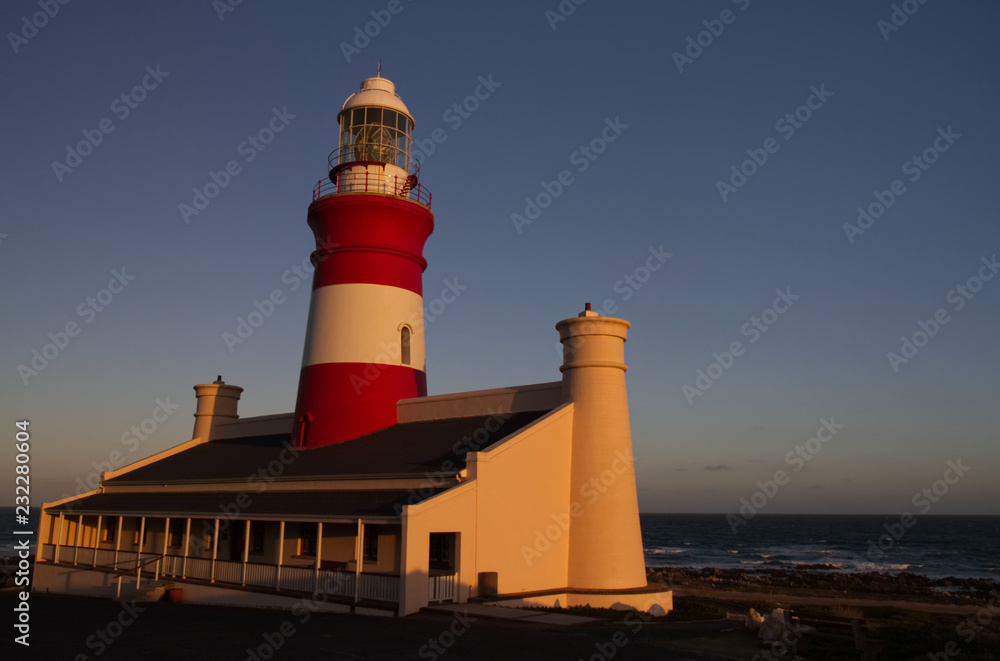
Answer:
(292, 75, 434, 448)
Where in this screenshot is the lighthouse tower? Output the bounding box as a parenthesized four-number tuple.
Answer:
(293, 75, 434, 448)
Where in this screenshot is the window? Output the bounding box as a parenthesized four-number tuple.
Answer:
(133, 526, 148, 547)
(400, 326, 411, 366)
(299, 522, 317, 556)
(363, 526, 379, 562)
(168, 519, 185, 548)
(102, 518, 117, 543)
(429, 533, 454, 570)
(251, 522, 266, 554)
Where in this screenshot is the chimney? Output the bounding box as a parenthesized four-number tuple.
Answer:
(192, 375, 243, 442)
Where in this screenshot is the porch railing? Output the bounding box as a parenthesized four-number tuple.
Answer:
(39, 544, 437, 606)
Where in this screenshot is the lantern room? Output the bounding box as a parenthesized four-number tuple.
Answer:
(329, 75, 417, 197)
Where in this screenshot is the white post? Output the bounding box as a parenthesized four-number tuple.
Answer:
(136, 516, 146, 588)
(241, 520, 250, 585)
(182, 518, 191, 578)
(313, 522, 323, 593)
(73, 515, 83, 564)
(211, 519, 220, 582)
(54, 513, 64, 564)
(354, 519, 364, 603)
(93, 515, 102, 567)
(113, 516, 122, 568)
(158, 517, 169, 580)
(275, 521, 285, 591)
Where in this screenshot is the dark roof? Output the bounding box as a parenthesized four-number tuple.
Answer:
(49, 489, 441, 520)
(104, 410, 549, 485)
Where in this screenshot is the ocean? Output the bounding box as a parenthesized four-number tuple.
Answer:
(4, 509, 998, 582)
(641, 513, 1000, 581)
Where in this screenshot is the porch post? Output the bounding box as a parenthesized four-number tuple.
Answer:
(113, 515, 122, 568)
(73, 515, 83, 563)
(210, 519, 220, 582)
(182, 518, 191, 578)
(93, 514, 102, 566)
(136, 516, 146, 588)
(275, 520, 285, 591)
(54, 512, 64, 564)
(313, 522, 323, 593)
(241, 519, 250, 585)
(354, 518, 364, 603)
(158, 517, 169, 580)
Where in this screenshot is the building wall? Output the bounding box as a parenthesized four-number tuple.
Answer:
(399, 404, 575, 615)
(470, 403, 574, 595)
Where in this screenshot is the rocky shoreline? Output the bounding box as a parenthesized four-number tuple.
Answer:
(647, 565, 1000, 604)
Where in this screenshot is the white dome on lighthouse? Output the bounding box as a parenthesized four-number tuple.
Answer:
(339, 76, 413, 125)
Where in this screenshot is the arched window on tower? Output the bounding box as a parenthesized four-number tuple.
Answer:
(400, 326, 411, 366)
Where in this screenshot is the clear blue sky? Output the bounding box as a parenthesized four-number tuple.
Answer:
(2, 1, 997, 514)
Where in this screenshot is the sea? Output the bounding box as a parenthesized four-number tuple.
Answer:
(640, 513, 1000, 581)
(3, 509, 998, 582)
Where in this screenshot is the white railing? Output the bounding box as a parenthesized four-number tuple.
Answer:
(361, 574, 399, 602)
(278, 565, 315, 592)
(95, 548, 116, 566)
(185, 557, 211, 580)
(429, 574, 456, 602)
(245, 563, 278, 587)
(214, 560, 242, 584)
(160, 555, 184, 577)
(317, 570, 355, 598)
(38, 545, 402, 603)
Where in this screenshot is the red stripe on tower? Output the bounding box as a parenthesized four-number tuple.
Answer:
(292, 75, 434, 448)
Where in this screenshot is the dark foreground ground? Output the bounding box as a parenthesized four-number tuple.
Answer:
(3, 591, 739, 661)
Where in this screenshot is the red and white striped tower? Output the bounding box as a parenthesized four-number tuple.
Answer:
(293, 75, 434, 448)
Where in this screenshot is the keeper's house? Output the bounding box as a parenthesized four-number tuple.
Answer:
(33, 75, 671, 617)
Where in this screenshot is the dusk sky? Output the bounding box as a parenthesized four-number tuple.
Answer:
(2, 1, 997, 515)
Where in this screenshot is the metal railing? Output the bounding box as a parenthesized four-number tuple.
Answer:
(37, 544, 405, 604)
(312, 170, 431, 207)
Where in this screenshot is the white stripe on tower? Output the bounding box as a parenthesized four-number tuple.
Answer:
(301, 283, 425, 369)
